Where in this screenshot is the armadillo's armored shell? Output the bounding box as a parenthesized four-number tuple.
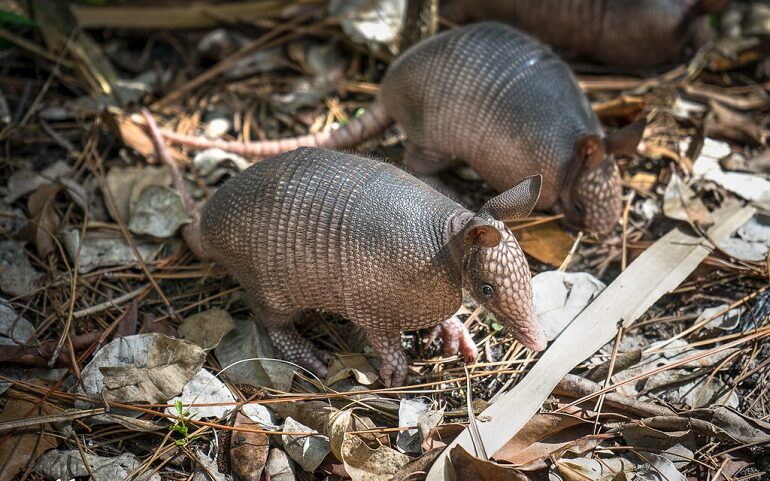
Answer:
(441, 0, 719, 66)
(380, 22, 603, 211)
(200, 148, 466, 331)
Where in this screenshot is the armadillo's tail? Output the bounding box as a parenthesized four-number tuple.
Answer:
(141, 108, 209, 260)
(160, 100, 391, 158)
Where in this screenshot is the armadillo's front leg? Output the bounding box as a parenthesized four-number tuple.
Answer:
(425, 316, 478, 363)
(365, 329, 408, 387)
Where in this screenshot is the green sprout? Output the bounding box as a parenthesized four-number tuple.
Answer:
(169, 400, 198, 446)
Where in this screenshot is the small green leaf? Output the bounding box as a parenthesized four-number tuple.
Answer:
(0, 10, 36, 27)
(175, 400, 184, 416)
(354, 108, 366, 118)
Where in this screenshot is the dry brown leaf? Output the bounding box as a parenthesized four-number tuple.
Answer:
(706, 101, 769, 146)
(627, 172, 657, 193)
(492, 413, 599, 470)
(24, 183, 63, 258)
(421, 423, 465, 452)
(230, 413, 269, 481)
(178, 309, 236, 350)
(326, 353, 378, 385)
(514, 222, 574, 267)
(592, 95, 645, 121)
(392, 448, 443, 481)
(328, 409, 408, 481)
(0, 396, 58, 481)
(449, 445, 528, 481)
(663, 173, 714, 227)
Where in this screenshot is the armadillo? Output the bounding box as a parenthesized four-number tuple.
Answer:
(441, 0, 728, 67)
(144, 110, 546, 386)
(160, 23, 645, 235)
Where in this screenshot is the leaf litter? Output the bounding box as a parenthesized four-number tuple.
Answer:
(0, 2, 768, 481)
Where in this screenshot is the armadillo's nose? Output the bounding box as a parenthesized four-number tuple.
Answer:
(514, 324, 548, 352)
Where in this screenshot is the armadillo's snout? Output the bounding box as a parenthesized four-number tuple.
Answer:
(513, 324, 548, 352)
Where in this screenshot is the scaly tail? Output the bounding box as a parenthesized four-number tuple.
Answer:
(141, 108, 209, 260)
(160, 100, 391, 157)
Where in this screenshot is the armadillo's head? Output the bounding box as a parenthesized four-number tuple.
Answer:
(563, 121, 646, 235)
(455, 175, 547, 352)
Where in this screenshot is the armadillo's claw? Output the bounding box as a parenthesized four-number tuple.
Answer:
(366, 329, 408, 387)
(267, 326, 329, 379)
(426, 316, 478, 364)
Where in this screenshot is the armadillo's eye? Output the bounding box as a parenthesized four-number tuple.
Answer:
(573, 201, 585, 214)
(480, 284, 494, 298)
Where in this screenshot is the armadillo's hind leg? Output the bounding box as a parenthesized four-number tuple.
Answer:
(425, 316, 478, 364)
(401, 142, 457, 175)
(365, 329, 408, 387)
(266, 323, 330, 378)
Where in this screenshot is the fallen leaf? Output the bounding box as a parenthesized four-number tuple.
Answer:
(685, 406, 770, 444)
(178, 309, 236, 350)
(493, 413, 597, 470)
(612, 339, 740, 408)
(449, 445, 528, 481)
(105, 165, 144, 222)
(25, 183, 62, 257)
(326, 353, 378, 385)
(77, 333, 206, 406)
(620, 424, 696, 468)
(4, 160, 70, 204)
(231, 413, 270, 481)
(215, 318, 295, 391)
(194, 148, 251, 181)
(128, 185, 192, 238)
(110, 111, 184, 162)
(281, 417, 330, 473)
(34, 450, 160, 481)
(532, 270, 606, 341)
(514, 222, 574, 267)
(718, 214, 770, 262)
(271, 400, 337, 434)
(627, 172, 657, 192)
(0, 300, 36, 347)
(0, 239, 43, 297)
(592, 95, 645, 121)
(553, 457, 637, 481)
(396, 398, 430, 454)
(693, 138, 770, 211)
(392, 448, 443, 481)
(166, 368, 236, 419)
(663, 172, 713, 227)
(329, 0, 405, 53)
(0, 396, 58, 481)
(706, 101, 768, 146)
(60, 228, 164, 273)
(328, 409, 409, 481)
(191, 448, 227, 481)
(264, 448, 296, 481)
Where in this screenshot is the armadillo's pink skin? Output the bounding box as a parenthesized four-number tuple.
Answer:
(200, 148, 544, 386)
(441, 0, 721, 67)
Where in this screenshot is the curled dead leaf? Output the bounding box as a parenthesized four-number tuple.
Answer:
(231, 413, 269, 481)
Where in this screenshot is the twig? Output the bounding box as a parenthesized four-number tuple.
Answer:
(72, 284, 149, 319)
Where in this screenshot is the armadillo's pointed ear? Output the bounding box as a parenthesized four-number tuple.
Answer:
(479, 174, 542, 222)
(603, 118, 646, 158)
(576, 134, 607, 170)
(463, 217, 502, 248)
